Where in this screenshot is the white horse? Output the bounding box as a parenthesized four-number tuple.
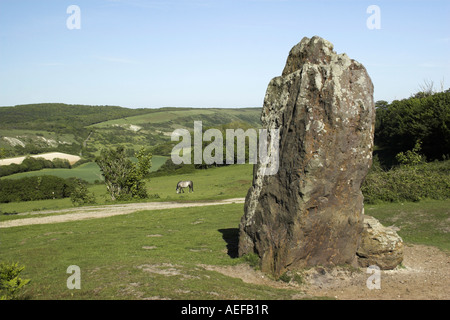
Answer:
(176, 180, 194, 193)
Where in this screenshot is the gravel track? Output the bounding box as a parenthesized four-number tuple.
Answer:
(0, 198, 245, 228)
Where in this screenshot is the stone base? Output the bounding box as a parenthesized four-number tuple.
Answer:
(356, 215, 404, 270)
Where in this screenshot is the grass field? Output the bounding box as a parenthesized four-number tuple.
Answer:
(365, 200, 450, 252)
(1, 203, 304, 300)
(89, 109, 215, 127)
(0, 163, 448, 300)
(0, 164, 252, 216)
(0, 156, 169, 184)
(88, 108, 261, 129)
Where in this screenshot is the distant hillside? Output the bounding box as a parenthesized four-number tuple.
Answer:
(0, 103, 261, 159)
(0, 103, 153, 131)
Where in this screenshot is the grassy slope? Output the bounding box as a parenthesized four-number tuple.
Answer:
(85, 108, 262, 157)
(88, 108, 261, 128)
(0, 104, 262, 161)
(0, 156, 169, 184)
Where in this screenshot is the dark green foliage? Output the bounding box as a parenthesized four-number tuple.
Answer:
(0, 103, 151, 133)
(367, 94, 450, 203)
(70, 178, 96, 206)
(150, 159, 196, 177)
(375, 91, 450, 164)
(362, 160, 450, 203)
(0, 176, 76, 203)
(151, 121, 260, 175)
(0, 157, 71, 177)
(367, 90, 450, 204)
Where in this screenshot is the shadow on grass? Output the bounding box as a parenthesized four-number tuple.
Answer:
(218, 228, 239, 258)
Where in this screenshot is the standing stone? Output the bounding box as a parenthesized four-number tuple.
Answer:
(238, 36, 376, 277)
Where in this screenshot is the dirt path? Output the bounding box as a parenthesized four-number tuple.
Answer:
(302, 244, 450, 299)
(0, 198, 245, 228)
(204, 244, 450, 300)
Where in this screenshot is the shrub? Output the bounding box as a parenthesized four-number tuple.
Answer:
(0, 176, 76, 203)
(70, 179, 96, 206)
(395, 140, 426, 166)
(0, 262, 31, 300)
(362, 160, 450, 203)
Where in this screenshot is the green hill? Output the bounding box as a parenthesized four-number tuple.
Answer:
(0, 103, 261, 160)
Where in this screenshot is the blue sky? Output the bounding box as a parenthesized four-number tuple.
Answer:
(0, 0, 449, 108)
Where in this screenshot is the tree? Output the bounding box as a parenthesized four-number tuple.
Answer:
(70, 178, 96, 206)
(374, 90, 450, 162)
(95, 146, 152, 201)
(128, 147, 153, 199)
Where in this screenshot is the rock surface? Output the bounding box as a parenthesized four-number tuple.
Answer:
(357, 215, 404, 270)
(238, 36, 376, 277)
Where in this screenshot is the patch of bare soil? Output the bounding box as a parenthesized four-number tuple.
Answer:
(199, 264, 292, 290)
(201, 244, 450, 300)
(0, 152, 81, 166)
(304, 245, 450, 299)
(137, 263, 200, 280)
